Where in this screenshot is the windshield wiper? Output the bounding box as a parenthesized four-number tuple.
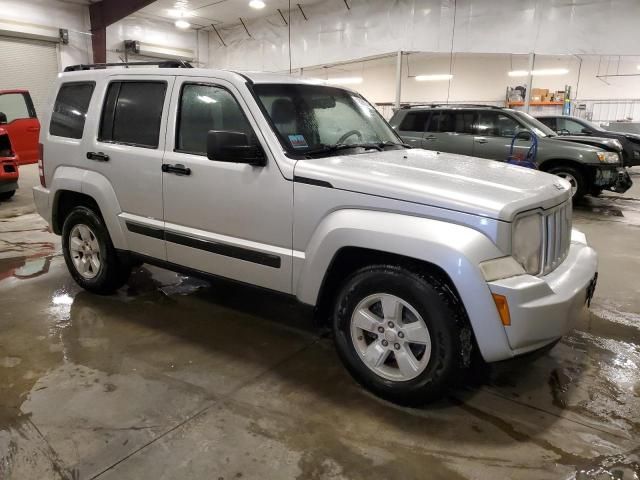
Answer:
(303, 143, 383, 158)
(377, 141, 411, 149)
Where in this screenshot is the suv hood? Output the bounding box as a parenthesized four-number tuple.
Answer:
(294, 148, 571, 221)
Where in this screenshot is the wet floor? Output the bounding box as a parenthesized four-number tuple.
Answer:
(1, 173, 639, 479)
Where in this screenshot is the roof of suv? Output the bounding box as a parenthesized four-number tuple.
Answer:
(59, 67, 338, 86)
(400, 104, 504, 110)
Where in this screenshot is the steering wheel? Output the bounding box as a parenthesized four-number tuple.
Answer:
(337, 129, 363, 144)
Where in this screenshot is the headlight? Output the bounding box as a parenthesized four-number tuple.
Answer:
(596, 151, 620, 164)
(512, 213, 543, 275)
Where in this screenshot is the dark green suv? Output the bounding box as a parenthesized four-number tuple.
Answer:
(389, 105, 629, 199)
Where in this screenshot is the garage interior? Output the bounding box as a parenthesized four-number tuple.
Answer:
(0, 0, 639, 479)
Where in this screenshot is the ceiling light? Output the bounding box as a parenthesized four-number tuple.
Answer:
(249, 0, 266, 8)
(415, 74, 453, 81)
(326, 77, 363, 85)
(175, 19, 190, 28)
(168, 9, 193, 17)
(508, 68, 569, 77)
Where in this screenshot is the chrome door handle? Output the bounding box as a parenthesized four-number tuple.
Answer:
(162, 163, 191, 176)
(86, 151, 109, 161)
(474, 137, 489, 144)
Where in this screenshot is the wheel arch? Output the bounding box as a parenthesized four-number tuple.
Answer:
(49, 167, 127, 249)
(295, 209, 513, 362)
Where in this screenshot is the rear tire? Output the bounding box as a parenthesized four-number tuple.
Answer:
(62, 206, 131, 294)
(332, 265, 470, 405)
(547, 165, 586, 200)
(0, 190, 15, 201)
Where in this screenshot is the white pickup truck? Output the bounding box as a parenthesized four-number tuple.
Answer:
(33, 62, 598, 404)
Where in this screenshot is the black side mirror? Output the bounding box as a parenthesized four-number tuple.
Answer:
(515, 130, 532, 141)
(0, 112, 6, 124)
(206, 131, 266, 166)
(557, 128, 570, 136)
(581, 127, 591, 135)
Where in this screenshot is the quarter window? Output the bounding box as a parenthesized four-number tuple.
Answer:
(99, 81, 166, 148)
(49, 83, 94, 139)
(176, 84, 254, 155)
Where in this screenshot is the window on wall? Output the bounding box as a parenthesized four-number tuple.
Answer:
(99, 81, 167, 148)
(176, 83, 254, 155)
(49, 83, 94, 139)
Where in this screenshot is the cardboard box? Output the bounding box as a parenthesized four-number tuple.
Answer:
(531, 95, 542, 102)
(532, 88, 549, 97)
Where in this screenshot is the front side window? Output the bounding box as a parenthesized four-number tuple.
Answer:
(253, 83, 401, 156)
(475, 111, 521, 137)
(176, 84, 254, 155)
(99, 81, 166, 148)
(399, 111, 428, 132)
(557, 118, 587, 135)
(50, 83, 94, 139)
(0, 93, 35, 124)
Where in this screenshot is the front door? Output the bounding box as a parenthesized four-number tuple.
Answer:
(0, 91, 40, 164)
(472, 111, 528, 161)
(162, 77, 293, 293)
(85, 75, 173, 259)
(423, 110, 476, 156)
(396, 110, 429, 148)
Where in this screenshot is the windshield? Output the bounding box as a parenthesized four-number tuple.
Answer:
(510, 110, 557, 137)
(253, 83, 402, 157)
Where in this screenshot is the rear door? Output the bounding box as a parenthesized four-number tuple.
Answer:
(85, 75, 173, 260)
(0, 91, 40, 164)
(473, 110, 526, 161)
(395, 110, 429, 148)
(423, 110, 475, 155)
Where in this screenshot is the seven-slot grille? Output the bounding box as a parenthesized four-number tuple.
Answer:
(542, 201, 572, 275)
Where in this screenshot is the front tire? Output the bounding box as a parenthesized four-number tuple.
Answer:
(547, 165, 586, 200)
(0, 190, 15, 201)
(332, 265, 470, 405)
(62, 206, 131, 294)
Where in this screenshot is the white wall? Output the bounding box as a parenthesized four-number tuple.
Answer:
(300, 53, 640, 104)
(1, 0, 91, 69)
(106, 16, 208, 67)
(209, 0, 640, 71)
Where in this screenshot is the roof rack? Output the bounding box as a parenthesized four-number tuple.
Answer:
(401, 103, 502, 109)
(64, 60, 193, 72)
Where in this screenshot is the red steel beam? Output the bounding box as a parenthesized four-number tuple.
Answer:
(89, 0, 156, 63)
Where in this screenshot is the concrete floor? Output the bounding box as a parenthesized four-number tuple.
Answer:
(0, 166, 639, 479)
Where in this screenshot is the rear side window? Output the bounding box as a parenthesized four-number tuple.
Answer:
(50, 83, 95, 139)
(398, 111, 428, 132)
(99, 81, 166, 148)
(176, 83, 254, 155)
(426, 111, 475, 134)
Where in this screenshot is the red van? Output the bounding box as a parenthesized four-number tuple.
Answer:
(0, 127, 19, 200)
(0, 90, 40, 165)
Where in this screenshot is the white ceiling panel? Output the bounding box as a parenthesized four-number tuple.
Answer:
(139, 0, 323, 29)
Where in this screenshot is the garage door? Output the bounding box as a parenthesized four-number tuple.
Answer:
(0, 36, 59, 119)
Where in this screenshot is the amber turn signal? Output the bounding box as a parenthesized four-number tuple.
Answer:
(492, 293, 511, 326)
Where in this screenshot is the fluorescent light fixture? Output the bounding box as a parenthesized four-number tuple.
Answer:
(508, 68, 569, 77)
(175, 19, 190, 28)
(326, 76, 363, 85)
(249, 0, 266, 8)
(415, 74, 453, 81)
(167, 9, 193, 17)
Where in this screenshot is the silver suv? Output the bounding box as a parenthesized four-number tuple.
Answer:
(34, 64, 598, 405)
(389, 104, 625, 200)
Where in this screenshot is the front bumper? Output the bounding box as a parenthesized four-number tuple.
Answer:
(594, 166, 632, 193)
(487, 229, 598, 355)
